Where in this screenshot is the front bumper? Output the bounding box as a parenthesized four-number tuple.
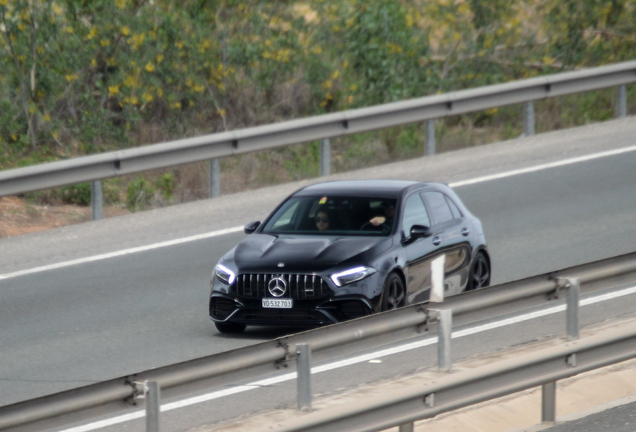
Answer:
(209, 292, 375, 326)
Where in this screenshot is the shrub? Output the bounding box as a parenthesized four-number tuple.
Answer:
(126, 177, 155, 212)
(156, 173, 176, 201)
(60, 183, 92, 206)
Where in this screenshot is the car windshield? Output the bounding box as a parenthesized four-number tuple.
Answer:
(262, 195, 397, 236)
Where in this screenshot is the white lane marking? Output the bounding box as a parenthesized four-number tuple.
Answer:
(3, 144, 636, 281)
(0, 226, 243, 281)
(61, 284, 636, 432)
(447, 144, 636, 188)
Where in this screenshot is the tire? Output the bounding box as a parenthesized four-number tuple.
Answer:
(467, 252, 490, 291)
(380, 273, 406, 311)
(215, 321, 246, 334)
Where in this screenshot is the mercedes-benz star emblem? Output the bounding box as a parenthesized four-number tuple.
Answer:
(268, 276, 287, 298)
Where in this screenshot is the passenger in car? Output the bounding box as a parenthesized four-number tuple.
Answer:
(315, 209, 330, 231)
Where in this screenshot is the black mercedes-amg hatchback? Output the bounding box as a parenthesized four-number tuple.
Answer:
(209, 180, 489, 333)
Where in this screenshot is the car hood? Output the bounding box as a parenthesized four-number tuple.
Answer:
(232, 233, 392, 272)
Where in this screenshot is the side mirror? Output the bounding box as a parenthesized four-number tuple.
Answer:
(410, 224, 432, 239)
(244, 221, 261, 235)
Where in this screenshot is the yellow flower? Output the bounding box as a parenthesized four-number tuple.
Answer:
(142, 92, 153, 102)
(145, 62, 155, 72)
(156, 54, 164, 63)
(108, 85, 120, 95)
(123, 76, 135, 87)
(43, 114, 51, 122)
(64, 26, 74, 34)
(0, 0, 9, 6)
(65, 74, 78, 82)
(121, 26, 130, 36)
(156, 88, 163, 97)
(87, 27, 98, 40)
(217, 109, 226, 116)
(100, 39, 110, 47)
(115, 0, 126, 9)
(53, 4, 63, 15)
(91, 58, 97, 67)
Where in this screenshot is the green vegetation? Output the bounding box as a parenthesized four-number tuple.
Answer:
(1, 0, 635, 206)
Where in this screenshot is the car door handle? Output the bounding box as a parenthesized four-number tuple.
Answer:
(432, 236, 441, 246)
(461, 227, 470, 236)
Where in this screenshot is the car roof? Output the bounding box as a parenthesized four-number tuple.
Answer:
(294, 180, 431, 198)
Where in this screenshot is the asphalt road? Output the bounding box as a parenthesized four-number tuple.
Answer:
(89, 282, 636, 432)
(545, 400, 636, 432)
(1, 118, 636, 427)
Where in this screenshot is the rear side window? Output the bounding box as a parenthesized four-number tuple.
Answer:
(402, 194, 431, 234)
(423, 191, 453, 226)
(446, 196, 462, 219)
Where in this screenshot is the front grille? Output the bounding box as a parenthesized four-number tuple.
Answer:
(235, 273, 330, 299)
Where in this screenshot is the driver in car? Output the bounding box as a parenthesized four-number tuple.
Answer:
(369, 204, 395, 228)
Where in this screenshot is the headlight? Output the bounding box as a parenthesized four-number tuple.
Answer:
(330, 266, 377, 287)
(214, 263, 236, 285)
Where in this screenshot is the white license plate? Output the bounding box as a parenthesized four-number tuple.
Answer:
(262, 298, 293, 309)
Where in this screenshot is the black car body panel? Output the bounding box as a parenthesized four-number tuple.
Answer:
(232, 234, 393, 272)
(209, 180, 489, 330)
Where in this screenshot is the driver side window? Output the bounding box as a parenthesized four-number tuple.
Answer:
(402, 194, 431, 235)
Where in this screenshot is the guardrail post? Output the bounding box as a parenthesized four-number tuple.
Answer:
(617, 85, 627, 118)
(523, 101, 535, 136)
(541, 381, 556, 423)
(91, 180, 103, 221)
(209, 159, 220, 198)
(566, 278, 580, 341)
(320, 138, 331, 177)
(399, 423, 414, 432)
(430, 309, 452, 371)
(296, 343, 312, 411)
(425, 119, 435, 156)
(146, 381, 160, 432)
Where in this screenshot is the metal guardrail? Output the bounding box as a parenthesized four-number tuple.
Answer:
(0, 61, 633, 218)
(270, 320, 636, 432)
(2, 250, 636, 432)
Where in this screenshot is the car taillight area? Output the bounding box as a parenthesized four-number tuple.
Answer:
(233, 273, 331, 299)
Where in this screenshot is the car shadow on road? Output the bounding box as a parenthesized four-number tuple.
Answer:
(212, 325, 319, 340)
